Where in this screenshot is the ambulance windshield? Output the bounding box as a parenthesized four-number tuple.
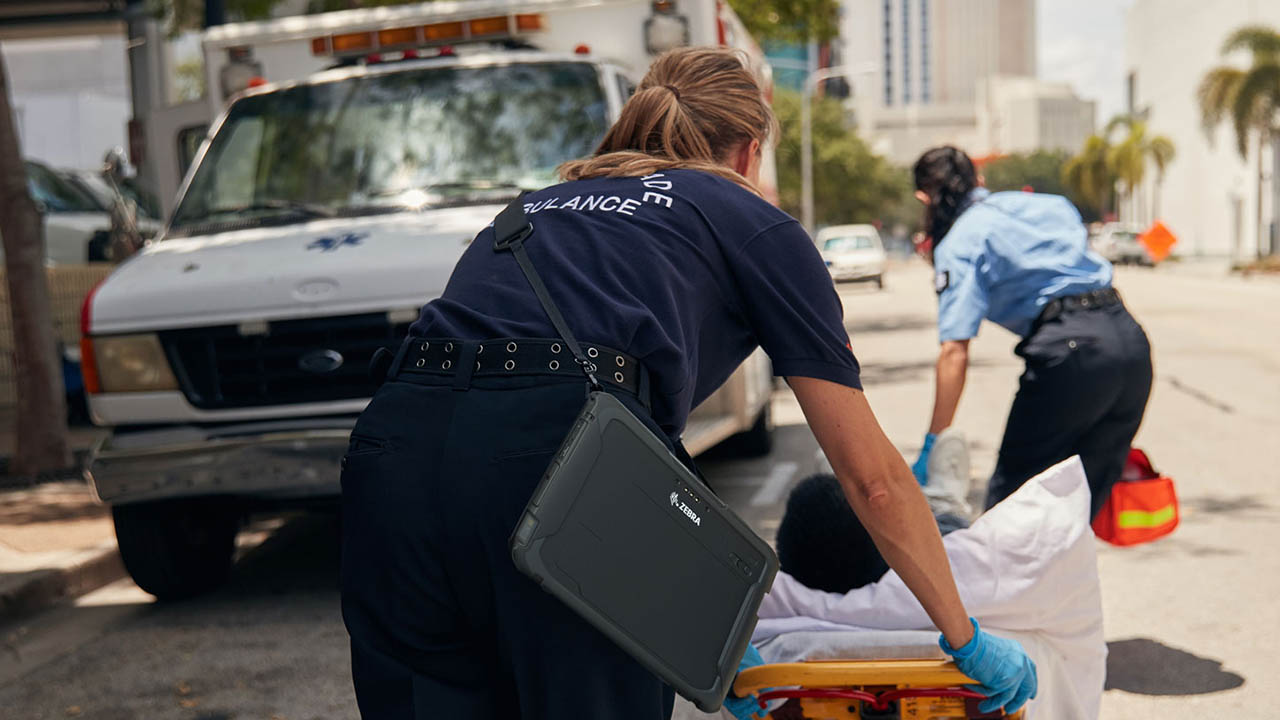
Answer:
(170, 61, 608, 236)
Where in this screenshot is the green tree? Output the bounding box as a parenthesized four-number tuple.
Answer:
(1198, 24, 1280, 257)
(151, 0, 284, 32)
(174, 57, 206, 102)
(1063, 135, 1116, 220)
(982, 150, 1103, 223)
(1105, 115, 1176, 221)
(772, 89, 910, 228)
(725, 0, 840, 45)
(305, 0, 424, 11)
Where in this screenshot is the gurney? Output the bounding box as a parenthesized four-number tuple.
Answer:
(733, 630, 1026, 719)
(742, 458, 1107, 720)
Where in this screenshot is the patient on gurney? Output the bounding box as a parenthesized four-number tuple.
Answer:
(749, 456, 1106, 720)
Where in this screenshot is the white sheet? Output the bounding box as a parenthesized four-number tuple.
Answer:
(752, 456, 1106, 720)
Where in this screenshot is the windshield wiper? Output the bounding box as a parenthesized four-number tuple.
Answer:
(338, 181, 527, 215)
(423, 181, 528, 193)
(368, 181, 529, 198)
(193, 199, 336, 222)
(168, 199, 337, 235)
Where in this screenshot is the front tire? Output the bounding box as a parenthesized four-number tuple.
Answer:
(112, 499, 240, 601)
(874, 274, 885, 290)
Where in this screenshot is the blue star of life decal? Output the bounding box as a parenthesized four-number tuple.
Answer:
(307, 232, 367, 252)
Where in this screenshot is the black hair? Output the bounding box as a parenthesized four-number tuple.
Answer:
(912, 146, 979, 249)
(775, 474, 890, 594)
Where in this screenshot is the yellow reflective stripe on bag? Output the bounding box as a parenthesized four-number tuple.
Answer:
(1116, 504, 1176, 529)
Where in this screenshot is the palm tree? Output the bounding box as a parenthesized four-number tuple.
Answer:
(1063, 134, 1115, 219)
(1104, 116, 1176, 222)
(1198, 25, 1280, 258)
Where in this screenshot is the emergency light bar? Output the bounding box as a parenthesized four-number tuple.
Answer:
(310, 12, 545, 57)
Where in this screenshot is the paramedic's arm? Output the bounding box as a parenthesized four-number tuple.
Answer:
(929, 241, 987, 435)
(789, 376, 975, 649)
(928, 340, 970, 434)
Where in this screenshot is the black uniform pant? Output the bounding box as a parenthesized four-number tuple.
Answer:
(340, 371, 676, 720)
(984, 301, 1153, 518)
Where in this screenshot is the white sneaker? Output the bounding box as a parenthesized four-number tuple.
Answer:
(924, 428, 972, 518)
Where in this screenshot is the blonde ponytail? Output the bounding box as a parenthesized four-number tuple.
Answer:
(559, 47, 776, 193)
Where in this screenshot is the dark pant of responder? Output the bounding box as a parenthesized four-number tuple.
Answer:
(340, 366, 675, 720)
(985, 299, 1153, 518)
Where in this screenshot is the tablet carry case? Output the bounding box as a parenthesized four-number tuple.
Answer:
(493, 198, 779, 712)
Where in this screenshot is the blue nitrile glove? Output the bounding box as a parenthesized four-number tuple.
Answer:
(940, 618, 1038, 715)
(911, 433, 937, 486)
(723, 644, 767, 720)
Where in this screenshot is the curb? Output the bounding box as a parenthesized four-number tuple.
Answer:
(0, 543, 125, 624)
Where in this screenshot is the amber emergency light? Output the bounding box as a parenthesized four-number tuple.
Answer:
(311, 13, 546, 57)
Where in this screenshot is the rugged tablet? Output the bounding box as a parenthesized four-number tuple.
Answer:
(511, 390, 778, 712)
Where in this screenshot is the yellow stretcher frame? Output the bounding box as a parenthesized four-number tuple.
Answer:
(733, 659, 1027, 719)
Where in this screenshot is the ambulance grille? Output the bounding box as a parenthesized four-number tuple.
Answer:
(159, 312, 412, 409)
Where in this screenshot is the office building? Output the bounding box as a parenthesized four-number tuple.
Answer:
(1126, 0, 1280, 257)
(977, 75, 1096, 156)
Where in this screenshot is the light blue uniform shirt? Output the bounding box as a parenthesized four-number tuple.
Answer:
(934, 188, 1113, 342)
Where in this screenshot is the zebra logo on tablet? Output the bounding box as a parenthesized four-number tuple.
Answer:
(669, 492, 702, 527)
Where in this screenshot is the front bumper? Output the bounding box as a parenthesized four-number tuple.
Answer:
(829, 266, 881, 281)
(85, 417, 358, 505)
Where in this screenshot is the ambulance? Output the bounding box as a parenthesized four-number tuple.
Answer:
(84, 0, 778, 600)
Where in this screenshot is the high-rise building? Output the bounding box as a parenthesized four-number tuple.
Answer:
(841, 0, 1040, 164)
(860, 0, 1035, 108)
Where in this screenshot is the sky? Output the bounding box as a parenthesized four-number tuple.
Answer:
(1036, 0, 1135, 125)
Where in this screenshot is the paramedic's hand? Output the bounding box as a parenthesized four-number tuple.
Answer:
(941, 618, 1038, 715)
(911, 433, 937, 486)
(723, 645, 766, 720)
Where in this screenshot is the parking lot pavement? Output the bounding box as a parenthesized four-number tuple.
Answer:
(2, 259, 1277, 719)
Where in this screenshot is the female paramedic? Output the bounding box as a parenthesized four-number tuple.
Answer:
(908, 146, 1153, 518)
(340, 51, 1036, 720)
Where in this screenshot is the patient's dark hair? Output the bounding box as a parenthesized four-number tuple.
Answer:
(776, 474, 889, 593)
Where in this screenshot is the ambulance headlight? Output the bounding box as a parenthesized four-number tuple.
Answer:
(645, 3, 689, 54)
(91, 334, 179, 393)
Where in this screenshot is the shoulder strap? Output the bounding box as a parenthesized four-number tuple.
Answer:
(493, 197, 602, 391)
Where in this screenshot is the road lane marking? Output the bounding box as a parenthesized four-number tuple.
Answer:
(750, 461, 799, 507)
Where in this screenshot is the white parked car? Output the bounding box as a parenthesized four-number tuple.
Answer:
(817, 224, 887, 288)
(12, 160, 110, 266)
(1091, 223, 1152, 266)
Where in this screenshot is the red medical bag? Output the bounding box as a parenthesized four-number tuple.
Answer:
(1092, 448, 1179, 546)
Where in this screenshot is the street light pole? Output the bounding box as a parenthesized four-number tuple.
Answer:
(800, 40, 818, 236)
(800, 61, 879, 235)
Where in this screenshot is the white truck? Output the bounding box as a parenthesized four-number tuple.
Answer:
(84, 0, 777, 600)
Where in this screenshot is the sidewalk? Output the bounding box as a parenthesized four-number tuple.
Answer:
(0, 411, 122, 624)
(0, 481, 123, 624)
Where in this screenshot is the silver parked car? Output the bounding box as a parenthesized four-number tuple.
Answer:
(817, 224, 887, 289)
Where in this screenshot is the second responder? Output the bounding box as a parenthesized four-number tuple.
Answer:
(909, 145, 1154, 518)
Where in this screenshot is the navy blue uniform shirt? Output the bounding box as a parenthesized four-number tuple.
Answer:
(934, 188, 1113, 342)
(411, 169, 861, 436)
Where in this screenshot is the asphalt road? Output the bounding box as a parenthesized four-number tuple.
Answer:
(2, 259, 1277, 719)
